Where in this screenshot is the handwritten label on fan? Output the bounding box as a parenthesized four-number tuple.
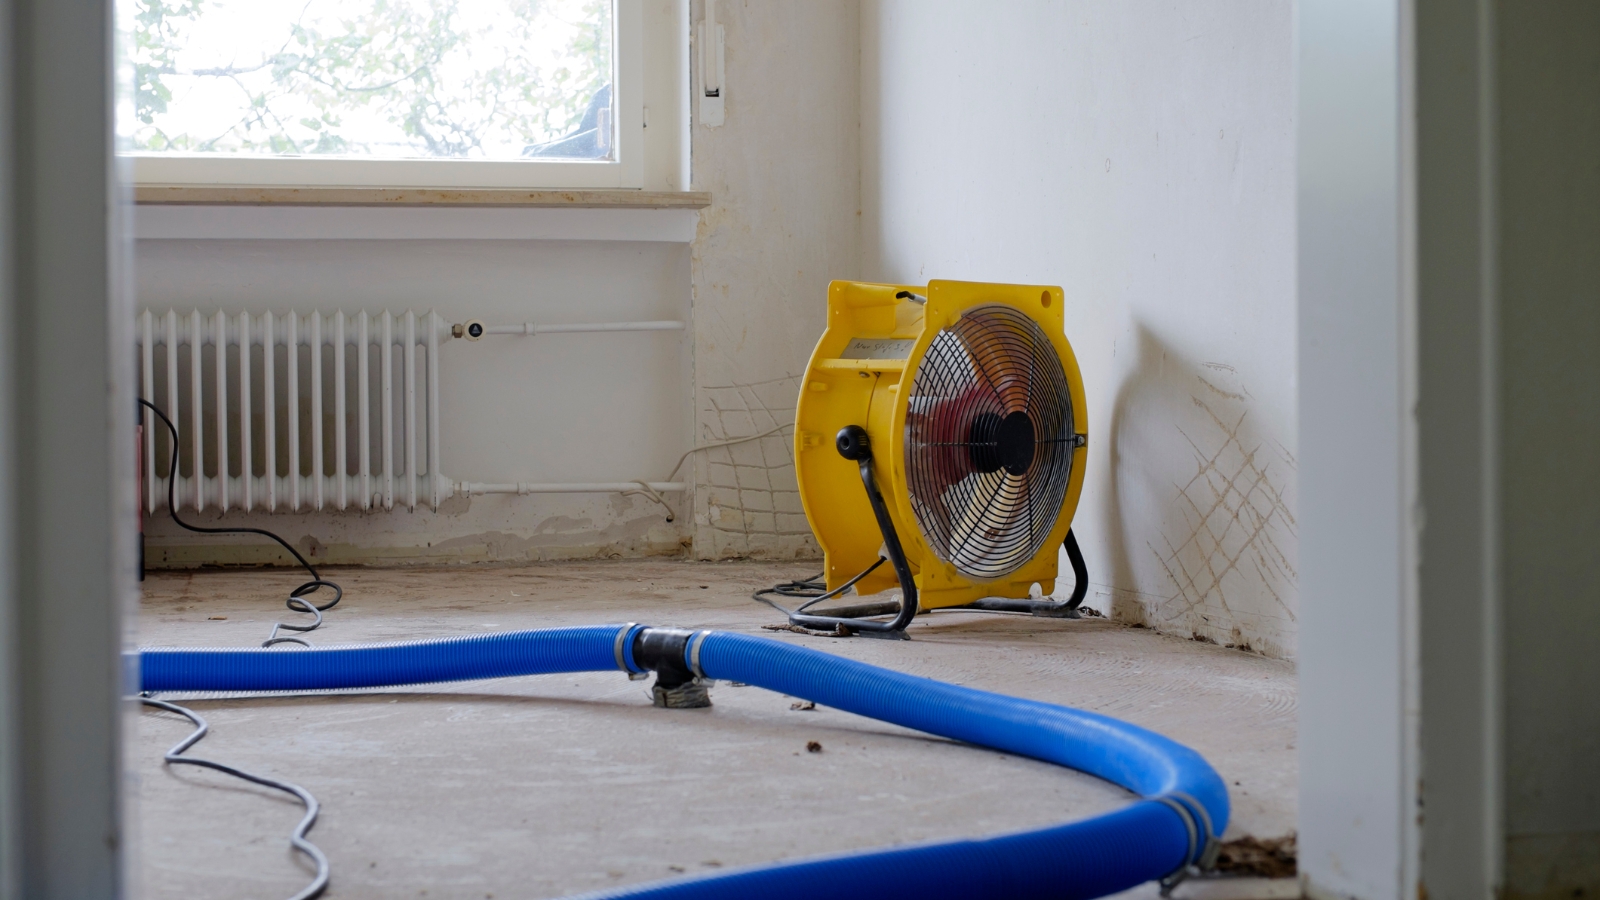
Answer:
(840, 338, 914, 360)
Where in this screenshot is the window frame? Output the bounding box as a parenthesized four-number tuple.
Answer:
(129, 0, 644, 190)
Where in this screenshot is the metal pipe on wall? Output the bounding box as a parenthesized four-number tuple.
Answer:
(450, 319, 686, 340)
(458, 482, 687, 495)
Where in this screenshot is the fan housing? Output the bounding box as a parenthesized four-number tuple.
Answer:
(793, 280, 1088, 610)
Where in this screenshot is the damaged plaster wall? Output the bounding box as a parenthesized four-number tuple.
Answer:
(861, 1, 1297, 657)
(687, 0, 862, 559)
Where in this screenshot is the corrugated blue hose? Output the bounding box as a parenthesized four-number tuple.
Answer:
(140, 625, 1228, 900)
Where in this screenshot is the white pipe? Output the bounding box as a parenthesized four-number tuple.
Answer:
(457, 481, 687, 495)
(474, 320, 684, 336)
(512, 320, 683, 333)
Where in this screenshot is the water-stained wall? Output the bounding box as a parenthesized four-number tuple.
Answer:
(861, 0, 1297, 657)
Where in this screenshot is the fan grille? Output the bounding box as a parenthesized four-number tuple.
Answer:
(905, 304, 1076, 580)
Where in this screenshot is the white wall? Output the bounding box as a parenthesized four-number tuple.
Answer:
(0, 0, 130, 890)
(1296, 0, 1416, 895)
(862, 0, 1297, 658)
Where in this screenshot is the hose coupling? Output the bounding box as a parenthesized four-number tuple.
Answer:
(1155, 791, 1221, 895)
(631, 626, 712, 709)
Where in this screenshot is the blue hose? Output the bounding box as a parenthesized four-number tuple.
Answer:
(140, 625, 1227, 900)
(141, 625, 622, 692)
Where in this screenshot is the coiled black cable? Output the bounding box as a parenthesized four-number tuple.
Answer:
(752, 556, 888, 618)
(139, 398, 341, 647)
(141, 697, 328, 900)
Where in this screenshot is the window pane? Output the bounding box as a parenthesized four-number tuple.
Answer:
(129, 0, 614, 161)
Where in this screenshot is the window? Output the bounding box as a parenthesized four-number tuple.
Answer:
(125, 0, 643, 188)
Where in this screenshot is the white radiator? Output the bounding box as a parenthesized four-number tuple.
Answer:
(139, 308, 448, 513)
(137, 308, 689, 515)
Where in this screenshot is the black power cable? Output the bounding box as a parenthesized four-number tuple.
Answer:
(753, 557, 885, 611)
(753, 557, 893, 628)
(138, 398, 342, 647)
(141, 697, 329, 900)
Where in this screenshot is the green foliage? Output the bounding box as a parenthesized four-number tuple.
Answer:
(133, 0, 207, 125)
(129, 0, 613, 158)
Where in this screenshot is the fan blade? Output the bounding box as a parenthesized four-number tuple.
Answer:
(947, 470, 1032, 576)
(906, 354, 1006, 500)
(957, 309, 1035, 415)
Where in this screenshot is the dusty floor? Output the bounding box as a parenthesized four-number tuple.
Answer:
(134, 560, 1297, 900)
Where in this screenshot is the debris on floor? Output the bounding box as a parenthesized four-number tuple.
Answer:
(761, 622, 848, 638)
(1213, 833, 1297, 878)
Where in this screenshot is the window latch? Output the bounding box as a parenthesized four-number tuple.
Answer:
(698, 0, 725, 127)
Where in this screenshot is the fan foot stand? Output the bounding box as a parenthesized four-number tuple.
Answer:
(785, 426, 917, 639)
(964, 598, 1082, 619)
(955, 529, 1089, 619)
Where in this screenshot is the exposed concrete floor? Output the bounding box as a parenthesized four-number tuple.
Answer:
(135, 561, 1297, 899)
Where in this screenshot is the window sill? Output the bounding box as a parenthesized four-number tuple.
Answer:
(133, 185, 712, 209)
(132, 187, 709, 241)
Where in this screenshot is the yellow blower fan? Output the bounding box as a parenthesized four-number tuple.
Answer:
(779, 280, 1089, 637)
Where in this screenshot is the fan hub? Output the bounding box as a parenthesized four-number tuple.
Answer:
(969, 411, 1036, 476)
(998, 411, 1036, 475)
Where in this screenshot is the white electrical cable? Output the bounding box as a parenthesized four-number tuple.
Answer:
(624, 423, 797, 520)
(665, 422, 795, 482)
